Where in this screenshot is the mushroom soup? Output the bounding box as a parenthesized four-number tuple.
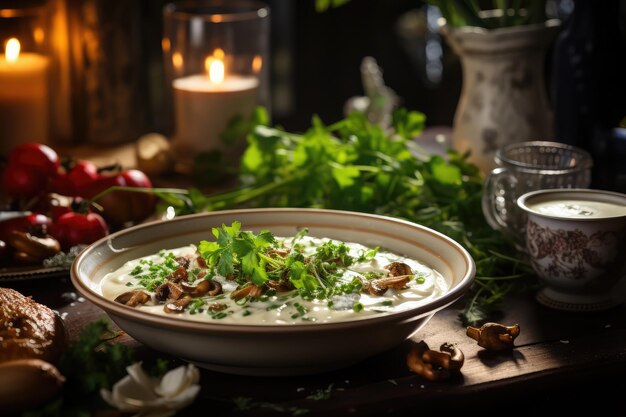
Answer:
(100, 223, 448, 325)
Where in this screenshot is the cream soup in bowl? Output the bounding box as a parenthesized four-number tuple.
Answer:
(71, 209, 475, 376)
(100, 232, 449, 325)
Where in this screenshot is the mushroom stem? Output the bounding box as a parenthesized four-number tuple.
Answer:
(466, 322, 520, 351)
(406, 341, 451, 382)
(466, 326, 480, 341)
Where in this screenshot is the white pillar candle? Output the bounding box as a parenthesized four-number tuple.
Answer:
(172, 70, 258, 160)
(0, 38, 49, 154)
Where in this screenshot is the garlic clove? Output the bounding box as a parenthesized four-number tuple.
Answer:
(162, 384, 201, 410)
(101, 362, 200, 416)
(126, 362, 158, 392)
(155, 364, 199, 398)
(102, 374, 159, 413)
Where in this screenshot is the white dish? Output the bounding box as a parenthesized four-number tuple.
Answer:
(71, 208, 475, 376)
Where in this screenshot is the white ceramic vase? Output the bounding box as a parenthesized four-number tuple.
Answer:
(444, 20, 561, 173)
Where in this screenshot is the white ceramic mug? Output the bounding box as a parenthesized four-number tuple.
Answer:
(518, 189, 626, 311)
(482, 141, 593, 248)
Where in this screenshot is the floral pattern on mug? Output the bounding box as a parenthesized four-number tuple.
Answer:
(526, 220, 619, 280)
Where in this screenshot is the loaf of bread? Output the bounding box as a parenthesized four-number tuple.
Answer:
(0, 287, 66, 363)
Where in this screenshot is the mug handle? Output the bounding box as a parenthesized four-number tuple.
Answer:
(481, 167, 518, 232)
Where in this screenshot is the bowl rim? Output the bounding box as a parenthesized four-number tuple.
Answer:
(517, 188, 626, 221)
(71, 208, 475, 334)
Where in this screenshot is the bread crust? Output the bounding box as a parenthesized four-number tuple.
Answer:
(0, 288, 66, 363)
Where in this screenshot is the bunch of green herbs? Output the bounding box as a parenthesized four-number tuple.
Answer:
(160, 108, 533, 325)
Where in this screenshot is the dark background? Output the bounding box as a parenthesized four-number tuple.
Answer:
(267, 0, 462, 129)
(1, 0, 625, 190)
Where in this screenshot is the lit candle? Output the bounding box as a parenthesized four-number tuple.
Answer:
(171, 49, 259, 160)
(0, 38, 49, 153)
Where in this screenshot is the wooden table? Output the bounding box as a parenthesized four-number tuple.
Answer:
(8, 273, 626, 416)
(5, 131, 626, 415)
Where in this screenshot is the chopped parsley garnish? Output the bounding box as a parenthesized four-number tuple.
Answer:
(356, 247, 379, 262)
(210, 311, 232, 320)
(195, 222, 370, 302)
(291, 302, 309, 319)
(188, 298, 206, 315)
(128, 252, 181, 291)
(364, 271, 384, 280)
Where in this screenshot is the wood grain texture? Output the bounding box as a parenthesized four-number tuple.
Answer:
(6, 275, 626, 416)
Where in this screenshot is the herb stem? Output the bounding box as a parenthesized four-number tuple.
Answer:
(258, 252, 283, 269)
(89, 186, 189, 205)
(467, 286, 484, 313)
(202, 175, 302, 208)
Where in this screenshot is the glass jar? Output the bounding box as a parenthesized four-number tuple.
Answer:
(162, 0, 270, 167)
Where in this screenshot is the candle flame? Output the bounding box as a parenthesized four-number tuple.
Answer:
(252, 55, 262, 73)
(208, 58, 224, 83)
(34, 28, 45, 44)
(172, 51, 183, 70)
(5, 38, 20, 62)
(205, 50, 225, 84)
(213, 48, 225, 60)
(162, 38, 171, 53)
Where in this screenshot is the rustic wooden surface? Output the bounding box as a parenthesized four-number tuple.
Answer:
(7, 273, 626, 416)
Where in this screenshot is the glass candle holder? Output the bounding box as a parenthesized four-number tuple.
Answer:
(163, 0, 270, 166)
(0, 3, 50, 154)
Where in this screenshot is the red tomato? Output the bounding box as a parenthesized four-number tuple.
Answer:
(32, 193, 78, 221)
(87, 170, 156, 227)
(0, 213, 52, 242)
(8, 144, 60, 177)
(66, 161, 100, 197)
(49, 212, 108, 250)
(47, 172, 75, 196)
(120, 169, 152, 188)
(2, 162, 48, 198)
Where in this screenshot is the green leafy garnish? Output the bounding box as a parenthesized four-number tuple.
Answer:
(197, 223, 371, 303)
(129, 252, 181, 291)
(158, 108, 533, 325)
(198, 221, 277, 285)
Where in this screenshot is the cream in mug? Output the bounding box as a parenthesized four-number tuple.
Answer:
(526, 199, 626, 219)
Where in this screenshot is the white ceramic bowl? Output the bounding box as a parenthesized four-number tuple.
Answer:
(71, 208, 475, 376)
